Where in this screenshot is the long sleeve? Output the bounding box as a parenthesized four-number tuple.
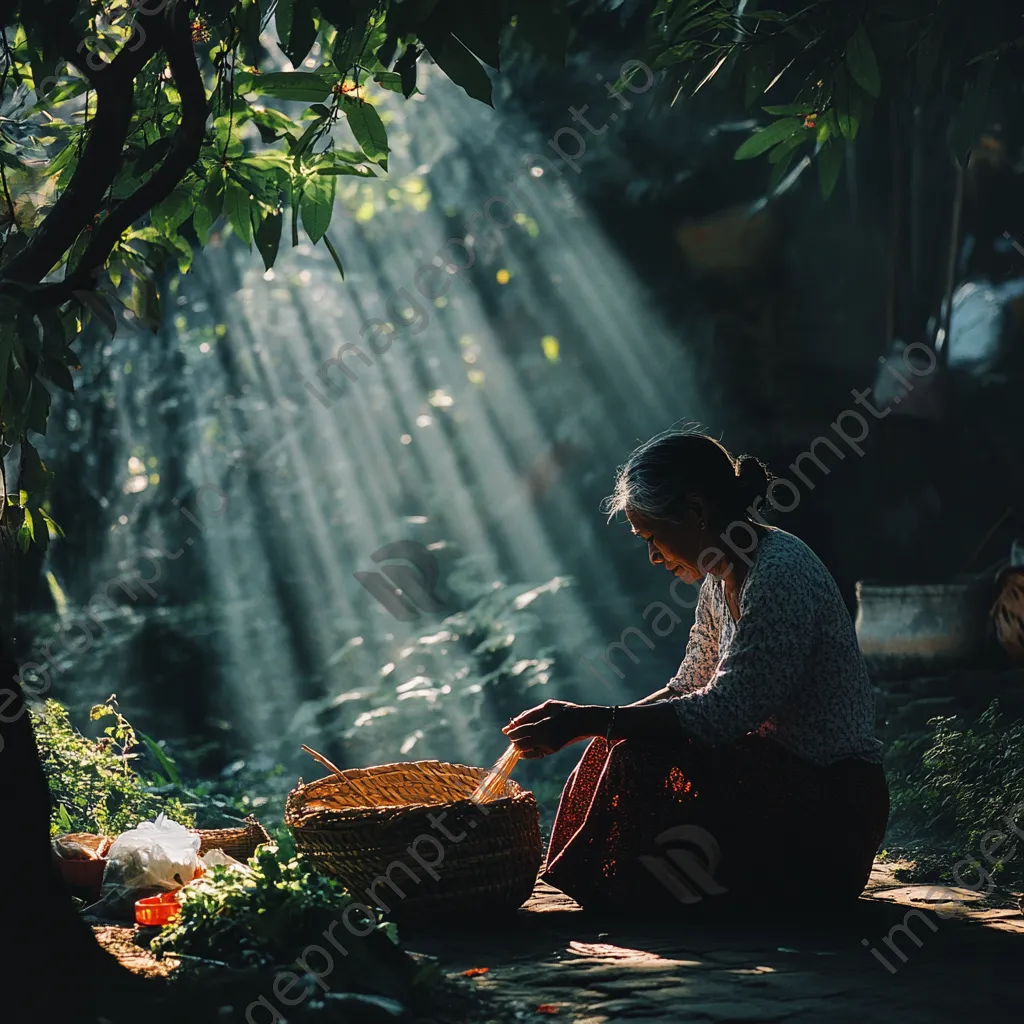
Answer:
(669, 552, 818, 744)
(666, 576, 720, 696)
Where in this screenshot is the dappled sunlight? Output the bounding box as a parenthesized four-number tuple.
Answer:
(38, 69, 711, 770)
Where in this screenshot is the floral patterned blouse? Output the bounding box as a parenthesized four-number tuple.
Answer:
(667, 527, 883, 766)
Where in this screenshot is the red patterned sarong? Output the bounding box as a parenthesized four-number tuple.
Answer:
(543, 734, 889, 911)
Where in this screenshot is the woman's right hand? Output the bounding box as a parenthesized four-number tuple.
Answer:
(502, 700, 603, 758)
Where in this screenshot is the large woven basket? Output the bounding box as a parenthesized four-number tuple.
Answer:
(285, 760, 542, 920)
(993, 567, 1024, 664)
(192, 814, 271, 862)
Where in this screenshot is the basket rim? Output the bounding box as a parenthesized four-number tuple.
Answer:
(285, 759, 534, 819)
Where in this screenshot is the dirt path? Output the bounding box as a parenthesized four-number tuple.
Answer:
(95, 864, 1024, 1022)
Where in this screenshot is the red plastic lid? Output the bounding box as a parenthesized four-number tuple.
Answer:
(135, 890, 182, 927)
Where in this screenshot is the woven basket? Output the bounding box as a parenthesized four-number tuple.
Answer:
(285, 760, 542, 920)
(192, 814, 271, 862)
(993, 567, 1024, 664)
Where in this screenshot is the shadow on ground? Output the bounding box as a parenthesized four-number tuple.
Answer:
(402, 866, 1024, 1023)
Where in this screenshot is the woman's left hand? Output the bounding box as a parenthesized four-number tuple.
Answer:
(502, 700, 599, 758)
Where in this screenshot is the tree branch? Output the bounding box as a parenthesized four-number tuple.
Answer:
(1, 15, 161, 284)
(60, 6, 207, 294)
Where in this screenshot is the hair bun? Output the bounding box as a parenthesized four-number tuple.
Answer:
(735, 455, 771, 511)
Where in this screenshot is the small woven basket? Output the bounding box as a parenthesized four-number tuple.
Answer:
(285, 760, 542, 920)
(993, 567, 1024, 664)
(192, 814, 271, 862)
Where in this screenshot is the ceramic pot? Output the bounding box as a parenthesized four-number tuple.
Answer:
(855, 576, 994, 679)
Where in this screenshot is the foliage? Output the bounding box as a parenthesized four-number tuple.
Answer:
(32, 694, 196, 836)
(286, 562, 576, 831)
(151, 841, 433, 1007)
(0, 0, 571, 542)
(650, 0, 1022, 195)
(886, 700, 1024, 886)
(298, 561, 572, 762)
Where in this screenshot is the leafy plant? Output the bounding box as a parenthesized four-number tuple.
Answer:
(297, 563, 572, 764)
(152, 842, 432, 1007)
(886, 700, 1024, 886)
(31, 695, 196, 836)
(0, 1, 572, 540)
(650, 0, 1018, 194)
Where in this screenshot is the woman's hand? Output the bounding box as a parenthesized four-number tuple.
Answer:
(502, 700, 603, 758)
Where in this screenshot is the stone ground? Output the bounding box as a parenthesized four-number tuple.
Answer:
(96, 862, 1024, 1023)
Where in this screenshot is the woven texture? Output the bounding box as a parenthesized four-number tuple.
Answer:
(993, 568, 1024, 664)
(193, 814, 271, 862)
(285, 760, 542, 919)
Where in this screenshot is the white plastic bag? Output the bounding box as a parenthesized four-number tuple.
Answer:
(103, 813, 201, 891)
(200, 847, 251, 874)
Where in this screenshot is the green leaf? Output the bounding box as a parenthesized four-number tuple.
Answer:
(72, 291, 117, 336)
(322, 231, 345, 280)
(39, 509, 64, 540)
(447, 0, 504, 69)
(373, 71, 404, 93)
(214, 112, 250, 157)
(194, 169, 226, 246)
(139, 732, 182, 785)
(816, 108, 838, 145)
(395, 44, 419, 98)
(768, 131, 809, 165)
(300, 172, 336, 243)
(255, 210, 283, 271)
(56, 804, 73, 833)
(151, 188, 194, 234)
(36, 318, 63, 362)
(244, 72, 337, 102)
(224, 179, 254, 247)
(17, 516, 31, 554)
(13, 310, 40, 374)
(163, 234, 194, 275)
(334, 2, 376, 71)
(240, 151, 296, 173)
(250, 106, 303, 142)
(343, 98, 389, 169)
(25, 380, 51, 437)
(127, 276, 161, 331)
(275, 0, 294, 43)
(38, 309, 74, 392)
(291, 186, 301, 248)
(285, 0, 318, 67)
(734, 117, 803, 160)
(314, 162, 375, 177)
(763, 103, 816, 116)
(818, 140, 845, 198)
(20, 440, 53, 494)
(40, 357, 75, 393)
(420, 31, 493, 105)
(3, 363, 30, 442)
(833, 68, 862, 141)
(290, 115, 327, 167)
(845, 25, 881, 98)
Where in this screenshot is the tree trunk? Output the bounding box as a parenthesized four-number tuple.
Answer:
(0, 634, 142, 1020)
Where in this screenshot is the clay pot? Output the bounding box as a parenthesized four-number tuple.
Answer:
(855, 576, 994, 679)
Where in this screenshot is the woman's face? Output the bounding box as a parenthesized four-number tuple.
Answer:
(625, 506, 710, 585)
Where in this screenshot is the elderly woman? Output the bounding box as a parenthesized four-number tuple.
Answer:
(504, 432, 888, 912)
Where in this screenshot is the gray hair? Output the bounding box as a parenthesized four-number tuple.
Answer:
(602, 430, 771, 525)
